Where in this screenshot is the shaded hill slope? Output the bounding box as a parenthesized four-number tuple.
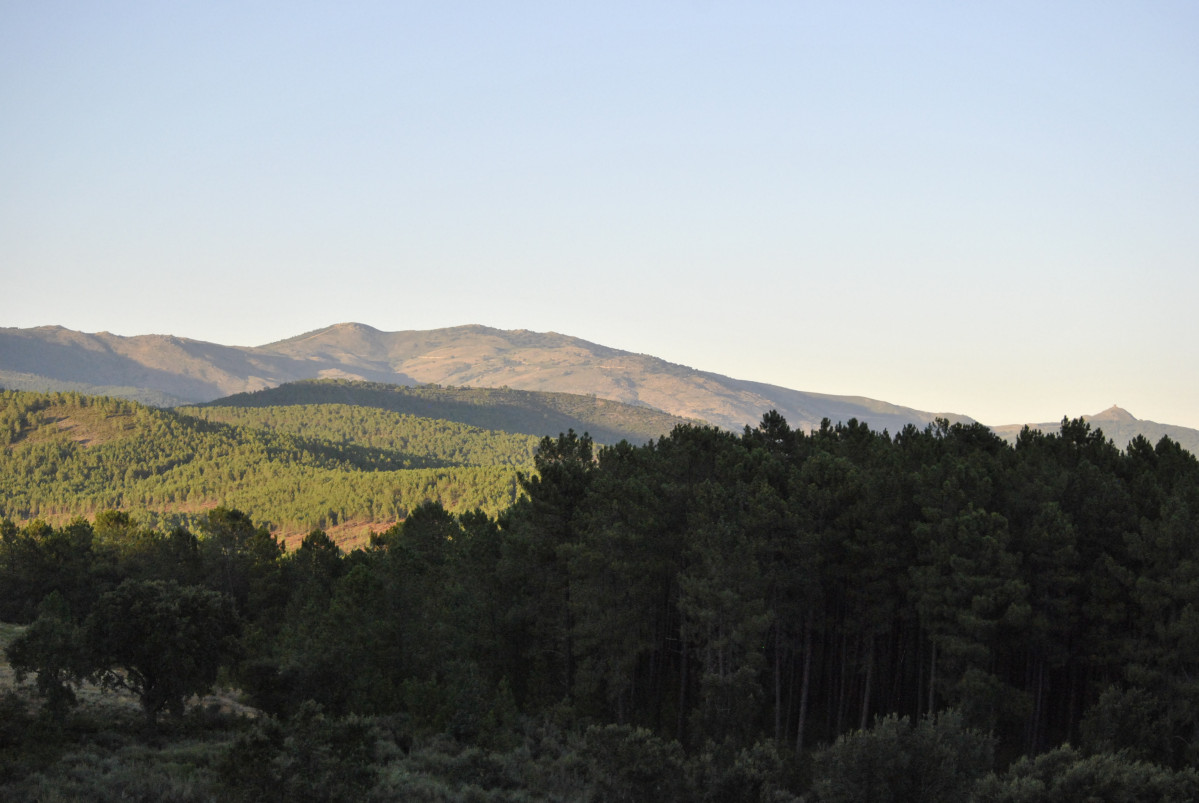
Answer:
(0, 326, 318, 402)
(198, 379, 697, 445)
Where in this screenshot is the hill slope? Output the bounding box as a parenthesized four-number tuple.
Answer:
(0, 326, 315, 402)
(2, 323, 973, 432)
(0, 390, 530, 543)
(197, 379, 697, 445)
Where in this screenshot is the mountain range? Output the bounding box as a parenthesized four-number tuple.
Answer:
(0, 323, 973, 433)
(3, 322, 1196, 453)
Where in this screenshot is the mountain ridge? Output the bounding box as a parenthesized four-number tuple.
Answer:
(4, 322, 1198, 456)
(3, 322, 978, 432)
(252, 322, 976, 432)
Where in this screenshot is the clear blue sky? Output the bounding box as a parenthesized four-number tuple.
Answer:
(3, 2, 1197, 428)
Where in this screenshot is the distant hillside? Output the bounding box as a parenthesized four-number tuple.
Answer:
(0, 326, 313, 402)
(198, 379, 696, 445)
(177, 397, 542, 470)
(991, 405, 1199, 455)
(0, 390, 528, 545)
(262, 324, 977, 432)
(1, 323, 974, 433)
(0, 369, 191, 407)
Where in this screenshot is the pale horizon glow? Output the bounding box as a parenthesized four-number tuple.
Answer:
(3, 2, 1197, 429)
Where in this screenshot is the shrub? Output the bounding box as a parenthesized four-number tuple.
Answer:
(809, 710, 994, 803)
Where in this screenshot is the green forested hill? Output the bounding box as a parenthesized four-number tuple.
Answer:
(198, 379, 697, 444)
(177, 402, 540, 468)
(0, 390, 528, 543)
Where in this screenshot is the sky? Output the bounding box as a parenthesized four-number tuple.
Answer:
(2, 2, 1197, 428)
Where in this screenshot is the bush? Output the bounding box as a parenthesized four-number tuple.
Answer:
(972, 745, 1199, 803)
(582, 724, 691, 801)
(1079, 685, 1172, 764)
(809, 710, 994, 803)
(219, 703, 383, 802)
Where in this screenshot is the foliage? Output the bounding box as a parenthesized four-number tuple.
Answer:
(85, 580, 242, 725)
(5, 403, 1199, 798)
(220, 703, 383, 802)
(972, 745, 1199, 802)
(5, 592, 85, 721)
(808, 711, 994, 802)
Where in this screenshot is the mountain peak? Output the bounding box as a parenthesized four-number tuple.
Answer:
(321, 322, 382, 337)
(1089, 405, 1137, 423)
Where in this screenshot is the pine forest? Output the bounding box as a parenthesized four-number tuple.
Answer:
(3, 386, 1199, 800)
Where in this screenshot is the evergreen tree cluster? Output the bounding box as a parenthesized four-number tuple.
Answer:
(4, 409, 1199, 798)
(495, 415, 1199, 769)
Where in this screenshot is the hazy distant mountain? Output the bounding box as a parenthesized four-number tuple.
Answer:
(2, 322, 973, 432)
(990, 405, 1199, 455)
(0, 326, 314, 402)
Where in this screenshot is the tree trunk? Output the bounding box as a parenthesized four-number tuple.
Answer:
(774, 623, 782, 742)
(797, 623, 812, 755)
(928, 639, 937, 715)
(677, 630, 688, 743)
(860, 636, 875, 731)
